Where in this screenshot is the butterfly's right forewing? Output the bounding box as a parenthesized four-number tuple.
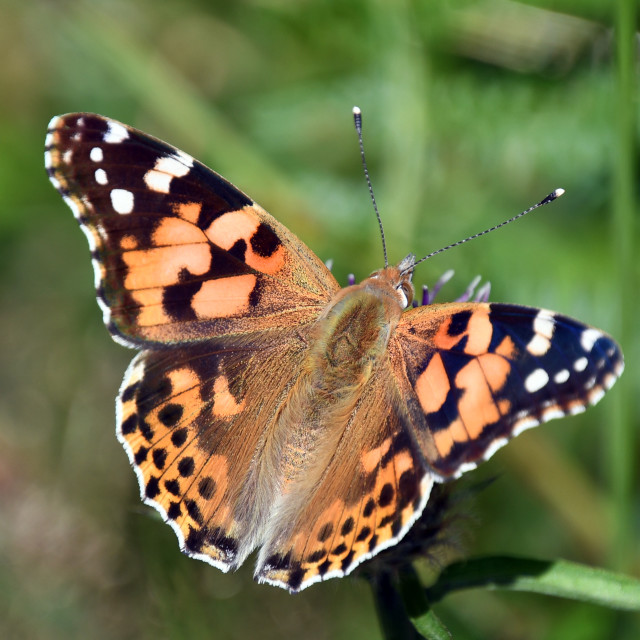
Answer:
(395, 302, 624, 478)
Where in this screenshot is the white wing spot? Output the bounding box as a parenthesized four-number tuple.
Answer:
(512, 416, 540, 437)
(573, 357, 588, 372)
(527, 310, 555, 355)
(111, 189, 134, 214)
(144, 170, 172, 194)
(63, 195, 82, 220)
(525, 368, 549, 393)
(581, 328, 602, 352)
(157, 154, 192, 176)
(95, 168, 108, 185)
(482, 437, 508, 461)
(527, 334, 550, 356)
(534, 311, 555, 338)
(553, 369, 570, 384)
(79, 218, 98, 252)
(90, 147, 104, 162)
(174, 149, 194, 168)
(541, 407, 565, 421)
(143, 155, 192, 194)
(603, 373, 617, 390)
(588, 388, 605, 405)
(104, 121, 129, 144)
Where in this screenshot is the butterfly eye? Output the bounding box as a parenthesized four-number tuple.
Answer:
(397, 282, 413, 308)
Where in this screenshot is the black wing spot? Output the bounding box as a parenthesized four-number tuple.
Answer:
(177, 456, 195, 477)
(171, 427, 188, 447)
(398, 469, 419, 509)
(378, 483, 394, 508)
(162, 278, 201, 322)
(145, 476, 160, 499)
(185, 499, 204, 525)
(158, 404, 184, 427)
(164, 479, 181, 496)
(341, 517, 355, 536)
(152, 448, 167, 470)
(317, 523, 334, 542)
(120, 414, 138, 435)
(341, 550, 355, 571)
(307, 549, 326, 563)
(197, 477, 216, 500)
(317, 559, 331, 576)
(287, 566, 305, 591)
(185, 526, 206, 553)
(134, 446, 149, 464)
(448, 310, 472, 336)
(167, 501, 182, 520)
(250, 223, 281, 258)
(356, 526, 371, 542)
(227, 238, 248, 262)
(363, 498, 376, 518)
(121, 382, 139, 403)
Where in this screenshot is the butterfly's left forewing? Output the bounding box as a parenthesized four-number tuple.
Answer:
(394, 302, 624, 478)
(45, 113, 339, 347)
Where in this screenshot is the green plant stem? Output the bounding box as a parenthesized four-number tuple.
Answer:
(370, 571, 423, 640)
(425, 556, 640, 611)
(612, 0, 637, 572)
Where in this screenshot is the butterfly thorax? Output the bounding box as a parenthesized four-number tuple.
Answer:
(301, 260, 414, 406)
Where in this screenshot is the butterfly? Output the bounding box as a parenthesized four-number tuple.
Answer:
(45, 112, 623, 593)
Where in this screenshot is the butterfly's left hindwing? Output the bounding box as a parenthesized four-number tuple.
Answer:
(395, 302, 624, 478)
(117, 332, 308, 572)
(45, 113, 339, 347)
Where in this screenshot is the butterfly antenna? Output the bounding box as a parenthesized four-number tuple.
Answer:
(353, 106, 388, 267)
(404, 188, 566, 274)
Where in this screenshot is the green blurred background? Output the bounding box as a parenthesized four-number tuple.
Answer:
(0, 1, 637, 638)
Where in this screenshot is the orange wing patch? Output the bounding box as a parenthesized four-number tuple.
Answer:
(414, 352, 449, 414)
(205, 208, 286, 275)
(191, 274, 257, 319)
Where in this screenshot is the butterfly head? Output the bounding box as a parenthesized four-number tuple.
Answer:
(366, 253, 416, 310)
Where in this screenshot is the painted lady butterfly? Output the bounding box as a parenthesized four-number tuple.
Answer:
(45, 113, 623, 592)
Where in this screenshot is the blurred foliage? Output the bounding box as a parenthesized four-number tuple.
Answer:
(0, 0, 638, 638)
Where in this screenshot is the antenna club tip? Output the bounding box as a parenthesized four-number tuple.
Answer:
(554, 188, 565, 198)
(352, 106, 361, 114)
